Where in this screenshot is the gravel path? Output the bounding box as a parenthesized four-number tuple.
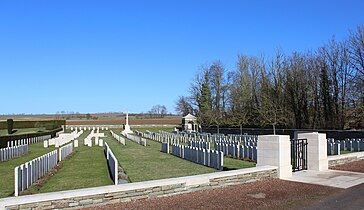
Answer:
(85, 179, 340, 210)
(329, 159, 364, 173)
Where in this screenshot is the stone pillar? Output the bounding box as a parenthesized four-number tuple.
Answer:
(257, 135, 292, 178)
(298, 132, 328, 171)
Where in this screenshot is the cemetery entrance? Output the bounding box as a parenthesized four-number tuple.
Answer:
(290, 139, 308, 172)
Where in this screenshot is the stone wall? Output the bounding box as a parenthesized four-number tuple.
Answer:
(328, 151, 364, 166)
(0, 166, 277, 210)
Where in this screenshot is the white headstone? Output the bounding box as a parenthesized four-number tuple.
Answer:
(99, 139, 103, 147)
(43, 140, 48, 148)
(74, 140, 79, 148)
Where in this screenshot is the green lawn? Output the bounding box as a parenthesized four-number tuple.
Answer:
(0, 142, 55, 198)
(223, 156, 256, 170)
(106, 129, 255, 182)
(0, 128, 255, 198)
(0, 128, 48, 137)
(36, 130, 112, 193)
(133, 127, 174, 133)
(340, 150, 355, 154)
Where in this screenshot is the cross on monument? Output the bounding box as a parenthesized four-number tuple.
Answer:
(122, 110, 133, 135)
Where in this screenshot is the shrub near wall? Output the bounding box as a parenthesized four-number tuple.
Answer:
(7, 119, 14, 134)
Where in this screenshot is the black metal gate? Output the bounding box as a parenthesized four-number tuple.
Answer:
(291, 139, 308, 172)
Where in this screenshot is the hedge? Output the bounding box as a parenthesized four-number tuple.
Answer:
(0, 127, 63, 149)
(0, 120, 65, 130)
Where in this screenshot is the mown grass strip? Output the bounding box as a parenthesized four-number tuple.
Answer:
(37, 130, 112, 193)
(0, 142, 55, 198)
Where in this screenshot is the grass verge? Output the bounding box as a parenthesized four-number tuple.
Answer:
(132, 127, 174, 133)
(36, 130, 112, 193)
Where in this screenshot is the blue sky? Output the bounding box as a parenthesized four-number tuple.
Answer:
(1, 0, 363, 114)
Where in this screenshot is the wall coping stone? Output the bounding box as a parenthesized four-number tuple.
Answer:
(0, 166, 277, 208)
(328, 151, 364, 161)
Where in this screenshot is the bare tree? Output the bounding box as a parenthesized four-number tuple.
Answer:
(149, 105, 168, 118)
(209, 61, 227, 113)
(175, 96, 194, 116)
(260, 60, 288, 134)
(229, 54, 253, 133)
(181, 25, 364, 130)
(348, 25, 364, 78)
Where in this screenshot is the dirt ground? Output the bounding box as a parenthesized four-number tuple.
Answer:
(85, 160, 364, 210)
(84, 179, 341, 210)
(329, 159, 364, 173)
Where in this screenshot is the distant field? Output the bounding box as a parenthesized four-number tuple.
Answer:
(66, 118, 181, 125)
(0, 113, 181, 122)
(0, 114, 181, 128)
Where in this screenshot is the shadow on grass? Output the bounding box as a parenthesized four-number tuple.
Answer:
(10, 129, 18, 134)
(223, 167, 239, 171)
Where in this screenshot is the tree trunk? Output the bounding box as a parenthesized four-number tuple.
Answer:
(273, 124, 276, 135)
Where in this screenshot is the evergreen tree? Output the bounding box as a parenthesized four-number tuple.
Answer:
(198, 70, 212, 125)
(7, 119, 14, 134)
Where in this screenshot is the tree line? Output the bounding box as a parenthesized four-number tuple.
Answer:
(176, 25, 364, 132)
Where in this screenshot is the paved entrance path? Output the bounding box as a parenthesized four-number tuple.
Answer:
(283, 169, 364, 189)
(300, 183, 364, 210)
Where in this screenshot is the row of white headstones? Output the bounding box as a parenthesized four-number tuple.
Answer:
(43, 130, 82, 148)
(83, 129, 105, 147)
